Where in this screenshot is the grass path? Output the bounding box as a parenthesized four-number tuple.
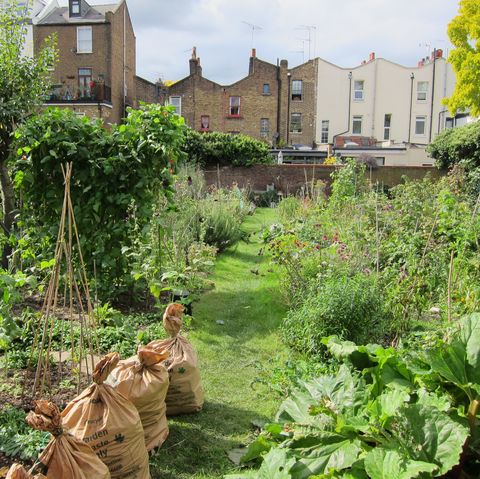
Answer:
(151, 208, 288, 479)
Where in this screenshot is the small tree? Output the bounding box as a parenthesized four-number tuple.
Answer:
(444, 0, 480, 116)
(0, 0, 56, 267)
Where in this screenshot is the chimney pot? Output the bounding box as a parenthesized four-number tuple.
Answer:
(369, 52, 375, 61)
(251, 48, 256, 58)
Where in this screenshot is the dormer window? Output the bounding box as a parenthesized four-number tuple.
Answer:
(71, 0, 81, 16)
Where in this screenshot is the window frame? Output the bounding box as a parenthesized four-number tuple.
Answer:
(229, 96, 241, 117)
(78, 67, 92, 98)
(77, 26, 92, 54)
(71, 0, 80, 15)
(383, 114, 392, 140)
(352, 115, 363, 135)
(291, 80, 303, 101)
(169, 96, 182, 116)
(200, 115, 210, 131)
(260, 118, 269, 138)
(321, 120, 329, 143)
(353, 80, 364, 101)
(417, 81, 428, 101)
(290, 112, 302, 133)
(415, 115, 426, 136)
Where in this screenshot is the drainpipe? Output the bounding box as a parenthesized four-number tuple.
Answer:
(286, 72, 291, 145)
(429, 48, 436, 142)
(332, 71, 352, 153)
(408, 72, 414, 143)
(276, 59, 281, 147)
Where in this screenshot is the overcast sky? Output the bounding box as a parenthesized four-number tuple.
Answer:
(69, 0, 459, 84)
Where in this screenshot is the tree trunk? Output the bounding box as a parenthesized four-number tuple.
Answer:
(0, 149, 16, 269)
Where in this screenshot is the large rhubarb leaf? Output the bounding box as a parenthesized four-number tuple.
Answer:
(287, 432, 363, 479)
(364, 449, 437, 479)
(398, 404, 469, 475)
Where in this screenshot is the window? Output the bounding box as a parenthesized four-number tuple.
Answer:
(354, 80, 364, 100)
(78, 68, 92, 98)
(384, 114, 391, 140)
(71, 0, 80, 15)
(375, 157, 385, 166)
(445, 117, 454, 129)
(415, 116, 426, 135)
(291, 80, 303, 101)
(229, 96, 241, 116)
(290, 113, 302, 133)
(169, 96, 181, 115)
(200, 115, 210, 131)
(260, 118, 269, 138)
(352, 115, 362, 134)
(417, 81, 428, 101)
(77, 26, 92, 54)
(262, 83, 270, 94)
(321, 120, 329, 143)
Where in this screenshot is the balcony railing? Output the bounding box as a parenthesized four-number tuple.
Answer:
(46, 84, 112, 104)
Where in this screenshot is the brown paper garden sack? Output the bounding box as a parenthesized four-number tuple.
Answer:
(5, 463, 46, 479)
(106, 347, 170, 451)
(25, 400, 110, 479)
(147, 303, 204, 416)
(61, 353, 150, 479)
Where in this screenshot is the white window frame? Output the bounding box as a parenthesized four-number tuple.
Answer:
(415, 116, 426, 136)
(229, 96, 241, 116)
(71, 0, 80, 15)
(417, 81, 428, 101)
(352, 115, 362, 134)
(384, 114, 391, 140)
(354, 80, 364, 101)
(291, 80, 303, 101)
(260, 118, 269, 138)
(77, 26, 92, 54)
(321, 120, 329, 143)
(290, 113, 302, 133)
(169, 96, 181, 116)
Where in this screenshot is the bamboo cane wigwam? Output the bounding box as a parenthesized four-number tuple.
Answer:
(29, 162, 99, 396)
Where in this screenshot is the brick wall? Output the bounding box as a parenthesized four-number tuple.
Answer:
(135, 76, 160, 105)
(203, 164, 445, 195)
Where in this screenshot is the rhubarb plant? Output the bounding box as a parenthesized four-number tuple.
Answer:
(227, 315, 480, 478)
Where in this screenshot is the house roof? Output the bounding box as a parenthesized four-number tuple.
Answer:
(37, 1, 120, 24)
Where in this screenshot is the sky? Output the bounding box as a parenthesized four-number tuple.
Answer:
(66, 0, 459, 85)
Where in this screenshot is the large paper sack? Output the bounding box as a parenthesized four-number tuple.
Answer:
(147, 303, 204, 415)
(5, 464, 46, 479)
(61, 353, 150, 479)
(25, 400, 110, 479)
(107, 347, 169, 450)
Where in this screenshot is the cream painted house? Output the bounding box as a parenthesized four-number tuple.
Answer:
(314, 51, 471, 166)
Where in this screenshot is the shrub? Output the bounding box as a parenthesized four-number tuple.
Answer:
(282, 273, 386, 357)
(183, 128, 272, 167)
(14, 104, 185, 299)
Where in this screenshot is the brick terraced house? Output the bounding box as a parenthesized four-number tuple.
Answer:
(34, 0, 155, 125)
(167, 48, 318, 148)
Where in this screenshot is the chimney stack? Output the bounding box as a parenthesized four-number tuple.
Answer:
(189, 46, 202, 76)
(251, 48, 256, 58)
(369, 52, 375, 62)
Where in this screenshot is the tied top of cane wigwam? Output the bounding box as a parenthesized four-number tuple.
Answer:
(163, 303, 185, 337)
(137, 346, 169, 367)
(26, 400, 63, 437)
(93, 352, 120, 384)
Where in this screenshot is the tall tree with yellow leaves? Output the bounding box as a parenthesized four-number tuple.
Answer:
(445, 0, 480, 117)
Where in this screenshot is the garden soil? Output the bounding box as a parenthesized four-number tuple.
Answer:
(61, 353, 150, 479)
(147, 303, 204, 416)
(106, 347, 170, 451)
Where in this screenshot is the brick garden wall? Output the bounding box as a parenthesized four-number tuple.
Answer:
(203, 164, 445, 195)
